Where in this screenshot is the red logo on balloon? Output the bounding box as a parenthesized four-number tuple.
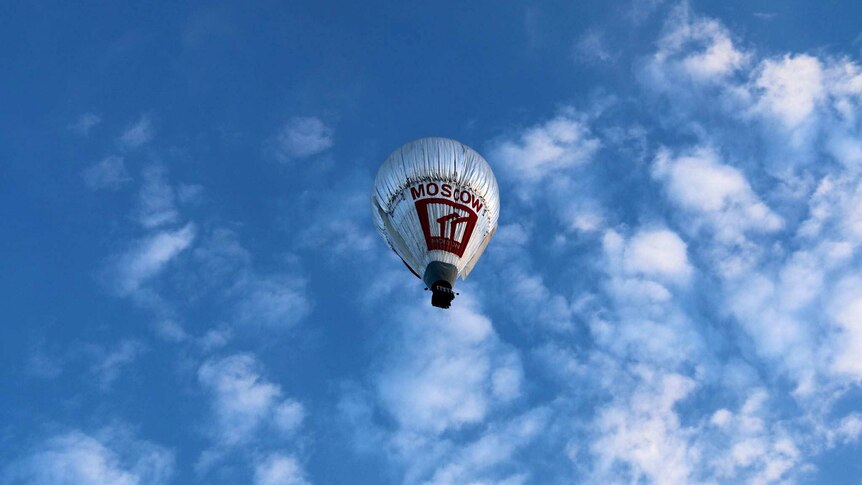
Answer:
(414, 199, 478, 257)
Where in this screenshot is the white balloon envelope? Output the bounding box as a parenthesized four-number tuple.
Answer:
(372, 137, 500, 308)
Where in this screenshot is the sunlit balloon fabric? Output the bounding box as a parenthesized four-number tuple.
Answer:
(372, 137, 500, 308)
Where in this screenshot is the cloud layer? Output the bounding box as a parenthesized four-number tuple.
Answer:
(14, 3, 862, 484)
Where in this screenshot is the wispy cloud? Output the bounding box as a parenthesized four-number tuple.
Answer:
(235, 276, 311, 328)
(573, 29, 617, 64)
(491, 110, 599, 184)
(652, 147, 783, 247)
(69, 112, 102, 136)
(136, 165, 179, 229)
(590, 368, 698, 484)
(102, 163, 313, 340)
(753, 55, 825, 129)
(89, 339, 147, 389)
(627, 0, 667, 24)
(375, 294, 523, 435)
(336, 290, 537, 482)
(83, 156, 131, 190)
(597, 227, 702, 366)
(254, 453, 309, 485)
(646, 4, 749, 84)
(620, 228, 693, 283)
(3, 427, 174, 485)
(294, 175, 377, 260)
(26, 3, 862, 484)
(120, 115, 154, 150)
(753, 12, 778, 21)
(482, 222, 579, 333)
(25, 339, 145, 389)
(638, 8, 862, 400)
(271, 116, 333, 162)
(421, 407, 550, 484)
(197, 353, 306, 472)
(573, 8, 862, 483)
(110, 224, 196, 296)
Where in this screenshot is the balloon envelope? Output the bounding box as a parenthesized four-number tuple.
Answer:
(371, 137, 499, 307)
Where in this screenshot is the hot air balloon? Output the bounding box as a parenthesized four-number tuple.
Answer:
(372, 137, 500, 309)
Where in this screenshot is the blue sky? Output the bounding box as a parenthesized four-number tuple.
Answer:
(3, 1, 862, 483)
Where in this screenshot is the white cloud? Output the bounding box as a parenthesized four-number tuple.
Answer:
(700, 168, 862, 394)
(192, 228, 252, 280)
(120, 115, 154, 149)
(236, 276, 311, 328)
(295, 174, 378, 262)
(198, 327, 233, 351)
(154, 319, 189, 343)
(492, 223, 530, 251)
(604, 227, 692, 284)
(26, 339, 145, 387)
(596, 228, 704, 367)
(421, 407, 549, 485)
(492, 7, 862, 485)
(3, 428, 174, 485)
(826, 276, 862, 378)
(63, 6, 862, 484)
(338, 381, 544, 484)
(654, 149, 747, 212)
(90, 339, 146, 388)
(254, 453, 309, 485)
(299, 218, 375, 259)
(833, 414, 862, 445)
(725, 276, 817, 386)
(753, 12, 778, 21)
(376, 294, 522, 435)
(176, 183, 204, 204)
(112, 224, 196, 295)
(641, 9, 862, 176)
(83, 156, 131, 190)
(136, 165, 178, 229)
(273, 116, 333, 162)
(198, 353, 304, 448)
(636, 19, 862, 461)
(627, 0, 666, 25)
(623, 228, 692, 282)
(800, 174, 862, 243)
(635, 7, 862, 401)
(591, 369, 698, 485)
(753, 55, 824, 129)
(70, 112, 102, 135)
(682, 33, 746, 79)
(273, 400, 305, 433)
(486, 9, 862, 483)
(716, 232, 862, 398)
(508, 271, 576, 331)
(491, 111, 600, 182)
(491, 357, 523, 401)
(560, 202, 604, 233)
(573, 29, 616, 64)
(26, 348, 64, 379)
(653, 147, 783, 244)
(482, 222, 579, 332)
(335, 384, 387, 455)
(588, 368, 808, 485)
(647, 5, 748, 85)
(705, 391, 804, 483)
(711, 409, 732, 427)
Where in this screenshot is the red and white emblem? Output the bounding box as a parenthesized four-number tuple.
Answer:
(414, 198, 478, 257)
(408, 181, 483, 258)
